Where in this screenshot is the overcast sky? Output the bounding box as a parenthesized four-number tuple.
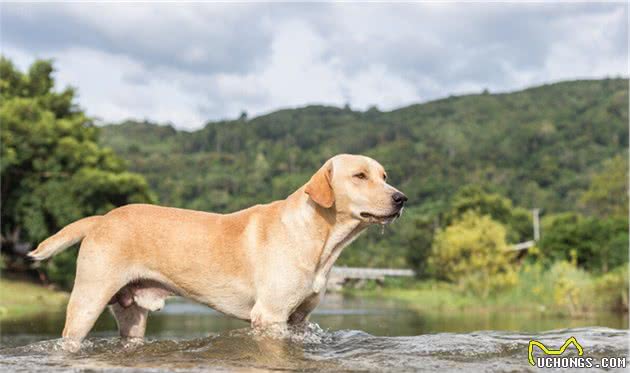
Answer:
(2, 2, 628, 129)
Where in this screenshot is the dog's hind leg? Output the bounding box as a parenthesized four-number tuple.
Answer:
(61, 241, 125, 351)
(62, 278, 121, 351)
(110, 303, 149, 339)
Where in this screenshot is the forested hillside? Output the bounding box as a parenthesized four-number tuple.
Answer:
(101, 79, 628, 269)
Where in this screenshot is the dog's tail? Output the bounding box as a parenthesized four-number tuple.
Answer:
(28, 216, 103, 261)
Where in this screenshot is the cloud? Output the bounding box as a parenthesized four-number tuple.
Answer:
(1, 3, 627, 129)
(3, 3, 273, 74)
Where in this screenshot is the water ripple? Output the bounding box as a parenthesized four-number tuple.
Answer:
(1, 325, 628, 372)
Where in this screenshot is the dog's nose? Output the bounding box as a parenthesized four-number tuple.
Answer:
(392, 192, 408, 206)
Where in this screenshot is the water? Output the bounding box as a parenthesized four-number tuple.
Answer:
(1, 294, 628, 372)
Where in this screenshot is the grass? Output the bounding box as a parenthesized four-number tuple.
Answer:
(345, 280, 521, 314)
(0, 278, 69, 321)
(346, 282, 564, 317)
(344, 262, 629, 317)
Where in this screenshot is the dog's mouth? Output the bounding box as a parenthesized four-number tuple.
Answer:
(360, 209, 402, 224)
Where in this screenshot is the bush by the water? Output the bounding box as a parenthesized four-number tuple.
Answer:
(510, 260, 628, 315)
(540, 213, 628, 273)
(594, 266, 629, 312)
(361, 260, 628, 316)
(429, 212, 517, 298)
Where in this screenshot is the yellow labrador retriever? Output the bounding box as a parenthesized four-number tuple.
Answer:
(30, 154, 406, 347)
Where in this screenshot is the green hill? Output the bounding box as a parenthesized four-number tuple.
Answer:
(100, 78, 628, 268)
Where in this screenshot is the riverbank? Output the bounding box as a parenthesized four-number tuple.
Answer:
(0, 279, 68, 321)
(344, 263, 629, 318)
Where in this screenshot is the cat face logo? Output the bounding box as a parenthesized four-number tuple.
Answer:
(528, 336, 584, 366)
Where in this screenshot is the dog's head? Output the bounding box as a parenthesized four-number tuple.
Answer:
(305, 154, 407, 224)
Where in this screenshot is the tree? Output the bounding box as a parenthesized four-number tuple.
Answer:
(390, 208, 435, 278)
(429, 211, 517, 297)
(540, 212, 628, 273)
(0, 57, 154, 287)
(580, 155, 628, 218)
(448, 185, 533, 243)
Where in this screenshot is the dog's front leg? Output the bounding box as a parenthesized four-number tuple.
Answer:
(288, 292, 323, 325)
(250, 301, 290, 334)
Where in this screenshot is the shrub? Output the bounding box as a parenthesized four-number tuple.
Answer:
(429, 211, 517, 297)
(547, 259, 594, 316)
(594, 265, 629, 312)
(447, 185, 533, 242)
(540, 213, 629, 273)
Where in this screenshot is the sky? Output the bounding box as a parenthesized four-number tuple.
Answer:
(2, 2, 628, 130)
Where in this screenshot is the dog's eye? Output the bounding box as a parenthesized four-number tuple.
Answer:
(354, 172, 367, 180)
(383, 174, 387, 181)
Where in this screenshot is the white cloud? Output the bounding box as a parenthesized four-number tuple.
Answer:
(1, 3, 627, 129)
(51, 47, 212, 126)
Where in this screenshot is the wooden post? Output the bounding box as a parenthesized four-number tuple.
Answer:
(532, 208, 540, 241)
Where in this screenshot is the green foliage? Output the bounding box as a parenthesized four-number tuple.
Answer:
(354, 261, 627, 316)
(548, 260, 593, 315)
(45, 247, 80, 289)
(447, 185, 533, 242)
(395, 209, 435, 278)
(580, 154, 629, 218)
(513, 261, 627, 315)
(501, 260, 594, 316)
(428, 212, 517, 297)
(540, 213, 628, 273)
(594, 265, 629, 312)
(0, 57, 153, 288)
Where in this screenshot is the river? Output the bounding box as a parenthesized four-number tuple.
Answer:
(1, 294, 628, 372)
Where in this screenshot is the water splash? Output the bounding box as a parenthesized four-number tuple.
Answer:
(1, 327, 628, 372)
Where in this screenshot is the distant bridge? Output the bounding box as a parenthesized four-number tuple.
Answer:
(328, 266, 415, 290)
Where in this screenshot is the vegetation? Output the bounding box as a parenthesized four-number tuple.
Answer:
(446, 186, 533, 242)
(0, 278, 68, 320)
(579, 154, 628, 218)
(539, 213, 628, 273)
(0, 57, 153, 288)
(429, 212, 517, 298)
(350, 262, 628, 317)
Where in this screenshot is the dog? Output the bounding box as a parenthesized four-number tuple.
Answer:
(30, 154, 407, 348)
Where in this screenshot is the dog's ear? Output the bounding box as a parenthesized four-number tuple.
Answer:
(305, 161, 334, 208)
